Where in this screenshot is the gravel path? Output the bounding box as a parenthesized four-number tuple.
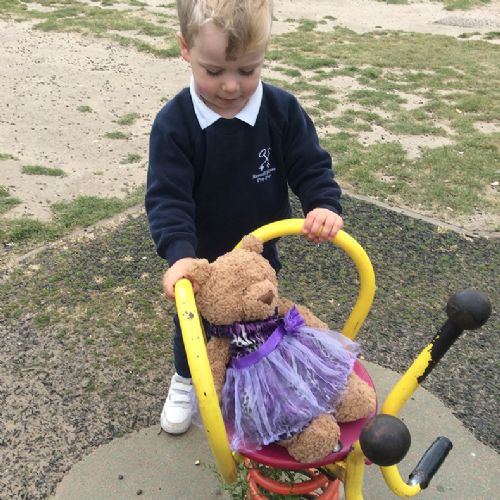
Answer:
(0, 197, 498, 499)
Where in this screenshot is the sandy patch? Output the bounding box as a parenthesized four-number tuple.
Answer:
(473, 120, 500, 133)
(0, 20, 190, 220)
(396, 91, 429, 111)
(274, 0, 500, 35)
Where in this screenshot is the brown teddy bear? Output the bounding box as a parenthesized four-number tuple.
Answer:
(186, 234, 376, 463)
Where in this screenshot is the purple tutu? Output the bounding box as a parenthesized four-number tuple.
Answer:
(220, 307, 359, 452)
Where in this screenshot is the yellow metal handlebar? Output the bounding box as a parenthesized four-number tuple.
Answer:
(376, 345, 436, 496)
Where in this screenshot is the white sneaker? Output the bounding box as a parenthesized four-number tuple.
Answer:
(160, 373, 194, 434)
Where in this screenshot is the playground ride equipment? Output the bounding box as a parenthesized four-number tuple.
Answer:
(174, 219, 491, 499)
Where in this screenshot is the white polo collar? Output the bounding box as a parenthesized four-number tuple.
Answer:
(189, 76, 262, 129)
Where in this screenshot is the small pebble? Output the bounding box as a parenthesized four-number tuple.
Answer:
(118, 474, 124, 480)
(195, 460, 200, 466)
(136, 489, 143, 495)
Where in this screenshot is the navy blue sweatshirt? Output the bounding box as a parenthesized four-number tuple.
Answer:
(146, 82, 342, 266)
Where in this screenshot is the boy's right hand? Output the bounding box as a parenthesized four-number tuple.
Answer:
(163, 257, 198, 299)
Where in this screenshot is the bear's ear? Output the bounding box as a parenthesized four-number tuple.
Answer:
(239, 234, 263, 254)
(186, 259, 212, 286)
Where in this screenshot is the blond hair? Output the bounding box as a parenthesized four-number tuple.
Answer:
(177, 0, 273, 59)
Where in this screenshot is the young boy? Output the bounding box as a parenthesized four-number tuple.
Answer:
(146, 0, 344, 434)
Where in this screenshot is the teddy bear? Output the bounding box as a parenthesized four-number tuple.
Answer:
(186, 234, 376, 463)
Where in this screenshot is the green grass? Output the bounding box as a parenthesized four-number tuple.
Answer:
(22, 165, 66, 176)
(52, 194, 134, 229)
(0, 152, 18, 161)
(348, 89, 404, 111)
(77, 105, 93, 113)
(0, 186, 144, 245)
(321, 131, 499, 213)
(114, 112, 140, 125)
(484, 31, 500, 40)
(0, 186, 21, 215)
(120, 153, 141, 164)
(0, 217, 58, 243)
(268, 25, 500, 219)
(444, 0, 491, 10)
(104, 131, 129, 139)
(215, 462, 312, 499)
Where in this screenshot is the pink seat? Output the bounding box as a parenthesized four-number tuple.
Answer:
(237, 361, 377, 470)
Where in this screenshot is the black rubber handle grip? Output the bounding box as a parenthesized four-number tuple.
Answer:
(409, 437, 453, 489)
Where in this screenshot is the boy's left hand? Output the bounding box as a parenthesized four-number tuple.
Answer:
(303, 208, 344, 243)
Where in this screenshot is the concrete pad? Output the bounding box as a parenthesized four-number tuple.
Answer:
(53, 362, 500, 499)
(53, 426, 224, 499)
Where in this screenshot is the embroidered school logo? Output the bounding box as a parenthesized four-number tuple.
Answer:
(259, 148, 271, 171)
(252, 147, 276, 183)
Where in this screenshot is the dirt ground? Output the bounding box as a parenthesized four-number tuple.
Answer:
(1, 0, 499, 224)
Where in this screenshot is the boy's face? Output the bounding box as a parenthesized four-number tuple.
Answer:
(178, 22, 265, 119)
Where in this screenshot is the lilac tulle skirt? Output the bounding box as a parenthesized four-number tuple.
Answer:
(221, 307, 359, 452)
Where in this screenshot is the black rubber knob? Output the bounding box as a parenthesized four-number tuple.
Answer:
(446, 289, 491, 330)
(360, 414, 411, 467)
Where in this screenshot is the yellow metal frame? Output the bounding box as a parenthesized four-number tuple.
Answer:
(175, 279, 237, 482)
(174, 218, 436, 497)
